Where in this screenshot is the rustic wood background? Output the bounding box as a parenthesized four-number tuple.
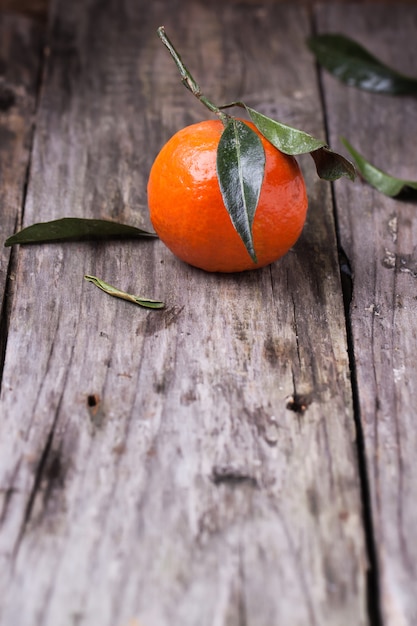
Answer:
(1, 1, 417, 625)
(3, 0, 417, 22)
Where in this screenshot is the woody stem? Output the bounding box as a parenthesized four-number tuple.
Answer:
(157, 26, 230, 126)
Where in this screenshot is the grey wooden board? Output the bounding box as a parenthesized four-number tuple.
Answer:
(0, 2, 367, 625)
(315, 3, 417, 625)
(0, 13, 43, 365)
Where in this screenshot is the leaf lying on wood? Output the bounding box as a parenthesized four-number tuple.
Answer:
(4, 218, 157, 246)
(84, 275, 164, 309)
(341, 137, 417, 197)
(307, 33, 417, 96)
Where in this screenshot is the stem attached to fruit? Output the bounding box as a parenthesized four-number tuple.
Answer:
(157, 26, 230, 126)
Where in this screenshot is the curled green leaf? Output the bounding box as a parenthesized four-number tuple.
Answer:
(341, 137, 417, 197)
(308, 34, 417, 96)
(5, 218, 157, 247)
(311, 146, 355, 182)
(216, 119, 265, 263)
(84, 275, 164, 309)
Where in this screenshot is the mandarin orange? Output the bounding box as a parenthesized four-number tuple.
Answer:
(147, 119, 308, 273)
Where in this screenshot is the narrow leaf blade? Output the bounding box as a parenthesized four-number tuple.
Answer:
(308, 34, 417, 95)
(216, 119, 265, 263)
(341, 137, 417, 197)
(84, 275, 164, 309)
(246, 106, 325, 155)
(5, 218, 157, 247)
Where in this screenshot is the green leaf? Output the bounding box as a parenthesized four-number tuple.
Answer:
(216, 119, 265, 263)
(311, 146, 356, 181)
(308, 34, 417, 95)
(245, 106, 324, 155)
(341, 137, 417, 197)
(84, 275, 164, 309)
(247, 107, 355, 181)
(219, 102, 355, 181)
(5, 218, 157, 247)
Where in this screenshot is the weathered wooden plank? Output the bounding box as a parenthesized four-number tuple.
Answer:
(315, 4, 417, 624)
(0, 13, 43, 371)
(0, 2, 367, 625)
(0, 2, 48, 21)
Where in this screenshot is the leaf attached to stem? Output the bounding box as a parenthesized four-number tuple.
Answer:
(216, 119, 265, 263)
(219, 102, 355, 182)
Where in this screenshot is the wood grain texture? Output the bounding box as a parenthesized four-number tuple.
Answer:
(315, 4, 417, 624)
(0, 14, 43, 377)
(0, 1, 48, 20)
(4, 0, 417, 24)
(0, 2, 367, 625)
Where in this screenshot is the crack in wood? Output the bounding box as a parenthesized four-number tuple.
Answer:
(13, 419, 56, 558)
(339, 247, 353, 316)
(11, 335, 75, 559)
(275, 504, 319, 626)
(291, 295, 302, 367)
(0, 487, 20, 527)
(237, 540, 248, 626)
(0, 269, 12, 393)
(332, 184, 383, 626)
(211, 465, 258, 488)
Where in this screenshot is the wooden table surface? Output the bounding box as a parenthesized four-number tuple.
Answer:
(1, 1, 417, 625)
